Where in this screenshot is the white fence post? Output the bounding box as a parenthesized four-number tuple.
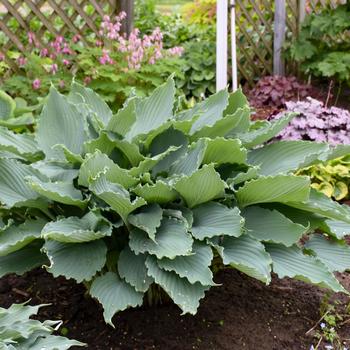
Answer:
(216, 0, 228, 91)
(273, 0, 286, 76)
(230, 0, 237, 91)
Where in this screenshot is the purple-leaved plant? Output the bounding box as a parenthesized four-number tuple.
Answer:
(271, 98, 350, 145)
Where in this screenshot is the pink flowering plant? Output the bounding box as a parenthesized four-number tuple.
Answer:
(2, 12, 184, 107)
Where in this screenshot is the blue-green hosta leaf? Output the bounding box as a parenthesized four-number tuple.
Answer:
(129, 217, 193, 259)
(243, 207, 307, 246)
(227, 166, 259, 187)
(79, 151, 138, 188)
(20, 334, 86, 349)
(56, 143, 84, 165)
(132, 180, 178, 204)
(0, 127, 41, 161)
(163, 207, 193, 229)
(0, 114, 35, 129)
(236, 175, 310, 208)
(322, 219, 350, 239)
(27, 177, 87, 209)
(125, 77, 175, 141)
(117, 247, 153, 292)
(43, 239, 107, 282)
(236, 113, 295, 148)
(191, 202, 243, 240)
(305, 234, 350, 273)
(319, 144, 350, 162)
(89, 172, 146, 222)
(0, 90, 15, 119)
(31, 161, 78, 182)
(219, 234, 272, 284)
(128, 204, 163, 241)
(174, 164, 226, 208)
(41, 212, 112, 243)
(287, 189, 350, 224)
(266, 243, 346, 293)
(90, 272, 143, 326)
(247, 141, 329, 176)
(157, 241, 215, 285)
(69, 81, 113, 126)
(0, 219, 46, 256)
(146, 256, 210, 315)
(83, 132, 116, 155)
(0, 243, 48, 278)
(223, 88, 248, 116)
(36, 87, 88, 160)
(202, 137, 247, 165)
(0, 150, 26, 160)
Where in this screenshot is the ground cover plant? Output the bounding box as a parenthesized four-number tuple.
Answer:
(1, 77, 350, 327)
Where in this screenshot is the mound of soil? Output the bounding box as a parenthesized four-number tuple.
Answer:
(1, 268, 350, 349)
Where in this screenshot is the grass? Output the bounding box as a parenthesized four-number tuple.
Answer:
(156, 0, 192, 15)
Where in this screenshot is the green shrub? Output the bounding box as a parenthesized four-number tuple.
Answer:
(0, 302, 85, 349)
(0, 77, 350, 326)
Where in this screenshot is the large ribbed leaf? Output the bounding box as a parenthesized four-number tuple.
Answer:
(223, 88, 248, 116)
(0, 127, 41, 161)
(0, 242, 47, 278)
(117, 247, 153, 292)
(146, 256, 210, 314)
(31, 161, 78, 182)
(243, 207, 307, 246)
(36, 87, 87, 160)
(27, 177, 86, 208)
(305, 234, 350, 272)
(157, 241, 215, 285)
(128, 204, 162, 241)
(287, 189, 350, 224)
(20, 334, 85, 350)
(129, 217, 193, 259)
(227, 166, 259, 187)
(125, 77, 175, 141)
(79, 150, 137, 189)
(83, 132, 116, 155)
(323, 219, 350, 239)
(0, 90, 15, 119)
(174, 164, 226, 208)
(191, 202, 243, 240)
(132, 180, 178, 204)
(248, 141, 329, 176)
(89, 173, 146, 222)
(0, 114, 35, 129)
(0, 219, 46, 256)
(41, 212, 112, 243)
(266, 243, 346, 293)
(236, 175, 310, 208)
(69, 81, 112, 126)
(43, 239, 107, 282)
(202, 137, 247, 165)
(90, 272, 143, 326)
(219, 234, 272, 284)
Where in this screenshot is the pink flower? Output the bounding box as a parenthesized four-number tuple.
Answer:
(99, 49, 113, 65)
(72, 34, 81, 43)
(168, 46, 184, 56)
(40, 48, 49, 57)
(17, 56, 27, 67)
(0, 53, 5, 61)
(50, 63, 58, 75)
(59, 80, 65, 88)
(84, 76, 92, 85)
(32, 79, 41, 90)
(62, 59, 70, 66)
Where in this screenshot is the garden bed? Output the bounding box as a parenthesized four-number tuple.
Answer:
(1, 268, 349, 349)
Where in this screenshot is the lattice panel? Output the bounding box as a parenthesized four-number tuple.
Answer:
(0, 0, 117, 72)
(307, 0, 346, 12)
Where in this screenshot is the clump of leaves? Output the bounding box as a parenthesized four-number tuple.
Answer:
(181, 0, 216, 26)
(0, 302, 85, 349)
(1, 77, 350, 326)
(248, 76, 311, 108)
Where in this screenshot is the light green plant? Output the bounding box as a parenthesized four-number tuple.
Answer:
(1, 77, 350, 326)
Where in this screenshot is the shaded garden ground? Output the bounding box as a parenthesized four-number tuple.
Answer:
(1, 267, 349, 349)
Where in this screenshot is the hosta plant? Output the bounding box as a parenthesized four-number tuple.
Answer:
(0, 302, 85, 349)
(1, 77, 350, 326)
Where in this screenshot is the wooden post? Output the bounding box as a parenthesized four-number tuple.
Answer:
(273, 0, 286, 76)
(298, 0, 306, 29)
(216, 0, 228, 91)
(116, 0, 134, 36)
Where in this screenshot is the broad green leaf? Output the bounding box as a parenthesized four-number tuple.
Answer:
(243, 206, 307, 246)
(157, 241, 215, 285)
(84, 132, 116, 155)
(132, 180, 178, 204)
(89, 172, 146, 222)
(319, 144, 350, 162)
(236, 175, 310, 208)
(248, 141, 329, 176)
(323, 219, 350, 239)
(118, 247, 153, 292)
(0, 243, 48, 278)
(202, 137, 247, 165)
(0, 114, 35, 129)
(125, 77, 175, 141)
(0, 219, 46, 256)
(0, 90, 15, 119)
(219, 234, 272, 284)
(174, 164, 226, 208)
(20, 335, 86, 349)
(146, 256, 210, 315)
(43, 239, 107, 283)
(191, 202, 243, 240)
(36, 87, 88, 160)
(27, 177, 86, 208)
(266, 243, 346, 293)
(129, 217, 193, 259)
(128, 204, 163, 241)
(227, 166, 259, 187)
(31, 161, 78, 182)
(90, 272, 143, 326)
(223, 88, 248, 116)
(41, 212, 112, 243)
(305, 234, 350, 272)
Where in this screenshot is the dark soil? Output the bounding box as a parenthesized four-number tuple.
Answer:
(1, 268, 350, 350)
